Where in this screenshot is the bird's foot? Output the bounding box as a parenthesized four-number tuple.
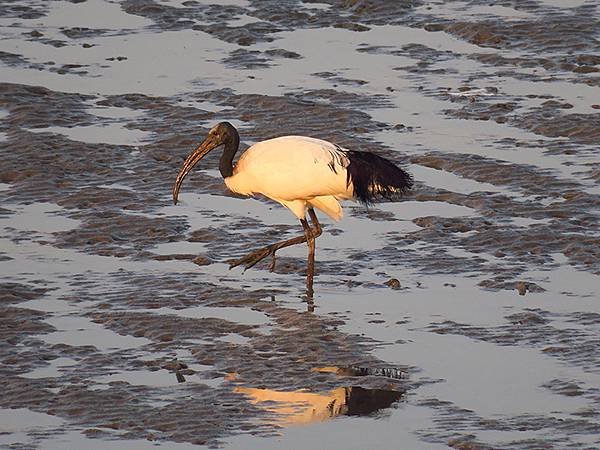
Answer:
(228, 244, 277, 272)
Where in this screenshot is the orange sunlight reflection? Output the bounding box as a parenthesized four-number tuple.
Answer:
(235, 385, 403, 427)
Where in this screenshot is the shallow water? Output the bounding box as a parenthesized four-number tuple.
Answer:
(1, 0, 599, 449)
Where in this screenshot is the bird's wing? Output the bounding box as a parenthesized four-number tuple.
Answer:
(231, 136, 353, 201)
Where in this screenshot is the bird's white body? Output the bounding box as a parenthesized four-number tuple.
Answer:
(225, 136, 354, 221)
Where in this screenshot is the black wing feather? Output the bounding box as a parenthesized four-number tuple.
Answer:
(345, 150, 413, 204)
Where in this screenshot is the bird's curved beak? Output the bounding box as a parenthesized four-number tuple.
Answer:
(172, 134, 221, 205)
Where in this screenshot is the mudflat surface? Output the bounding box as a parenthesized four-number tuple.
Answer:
(1, 1, 599, 449)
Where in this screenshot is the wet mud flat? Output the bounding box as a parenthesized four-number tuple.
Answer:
(1, 0, 600, 449)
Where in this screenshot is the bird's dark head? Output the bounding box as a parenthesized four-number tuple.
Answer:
(172, 122, 240, 205)
(208, 122, 238, 144)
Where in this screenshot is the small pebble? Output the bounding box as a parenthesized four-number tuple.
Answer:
(192, 256, 211, 266)
(385, 278, 401, 289)
(163, 360, 187, 371)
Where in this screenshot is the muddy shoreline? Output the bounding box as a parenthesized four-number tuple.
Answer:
(1, 0, 599, 449)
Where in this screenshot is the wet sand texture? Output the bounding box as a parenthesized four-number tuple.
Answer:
(1, 0, 599, 449)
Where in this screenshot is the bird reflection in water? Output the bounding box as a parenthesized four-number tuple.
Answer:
(234, 385, 403, 427)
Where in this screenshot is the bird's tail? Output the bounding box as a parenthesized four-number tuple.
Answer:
(345, 151, 413, 204)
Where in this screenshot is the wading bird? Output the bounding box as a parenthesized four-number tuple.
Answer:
(172, 122, 412, 297)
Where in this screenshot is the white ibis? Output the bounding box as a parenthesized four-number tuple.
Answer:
(173, 122, 413, 296)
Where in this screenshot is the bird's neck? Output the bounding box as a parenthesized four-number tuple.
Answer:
(219, 130, 240, 179)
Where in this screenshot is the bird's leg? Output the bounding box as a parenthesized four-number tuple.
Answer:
(305, 208, 321, 299)
(228, 223, 310, 272)
(272, 208, 321, 272)
(303, 219, 316, 299)
(307, 207, 322, 238)
(228, 208, 322, 273)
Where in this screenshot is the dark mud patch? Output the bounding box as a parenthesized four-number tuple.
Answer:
(426, 309, 600, 374)
(543, 379, 586, 397)
(0, 282, 51, 305)
(265, 48, 302, 59)
(406, 152, 600, 275)
(53, 209, 188, 258)
(445, 98, 600, 145)
(359, 42, 458, 62)
(426, 10, 600, 86)
(421, 8, 600, 54)
(223, 49, 271, 69)
(0, 50, 30, 66)
(0, 306, 54, 344)
(1, 375, 266, 446)
(0, 284, 61, 377)
(478, 279, 546, 295)
(60, 27, 111, 40)
(223, 47, 303, 70)
(0, 1, 47, 20)
(408, 213, 599, 275)
(90, 311, 261, 344)
(287, 87, 393, 109)
(411, 152, 594, 208)
(122, 0, 416, 45)
(0, 83, 96, 130)
(471, 51, 600, 84)
(517, 110, 600, 145)
(416, 395, 600, 450)
(312, 71, 370, 87)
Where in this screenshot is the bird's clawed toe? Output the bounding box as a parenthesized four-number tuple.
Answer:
(228, 245, 277, 272)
